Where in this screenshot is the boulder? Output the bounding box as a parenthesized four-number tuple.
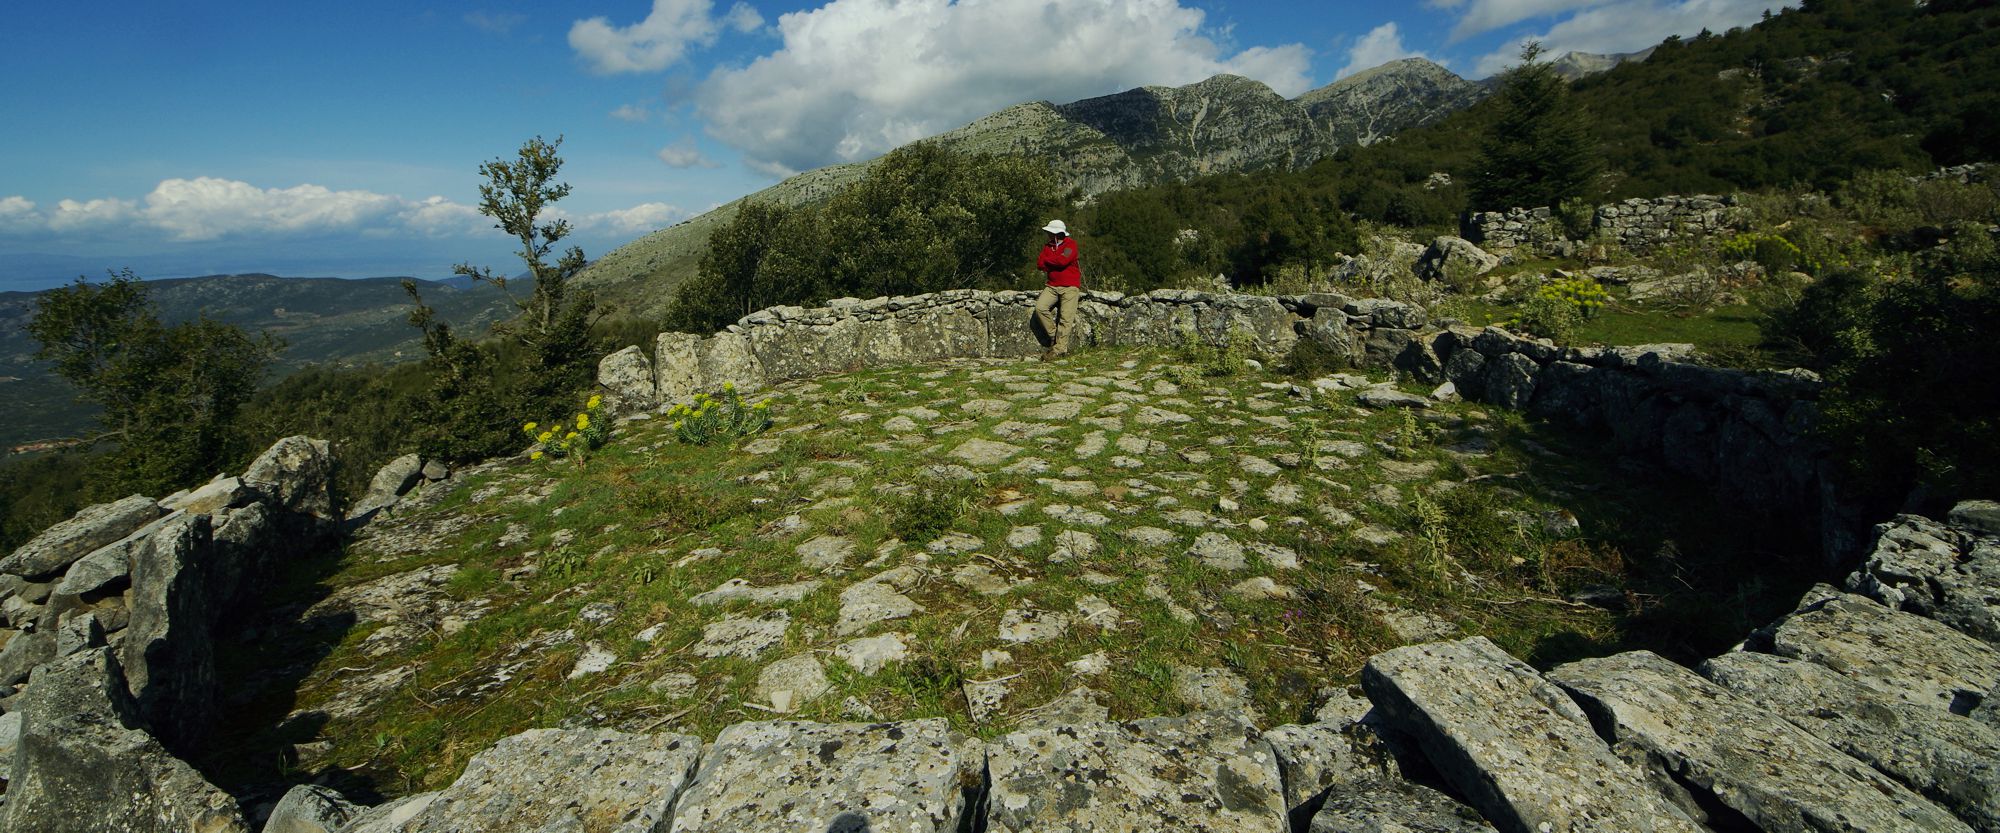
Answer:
(366, 728, 701, 832)
(1360, 637, 1705, 833)
(1756, 585, 2000, 716)
(264, 784, 360, 833)
(695, 330, 762, 393)
(241, 436, 335, 522)
(1299, 312, 1355, 367)
(1344, 298, 1427, 330)
(1551, 650, 1969, 833)
(119, 512, 219, 753)
(1415, 237, 1500, 285)
(1482, 352, 1540, 410)
(52, 511, 182, 599)
(0, 630, 54, 687)
(2, 648, 249, 833)
(1309, 778, 1495, 832)
(1355, 388, 1431, 410)
(0, 494, 162, 579)
(1703, 650, 2000, 831)
(1264, 706, 1401, 824)
(596, 344, 656, 414)
(1844, 513, 2000, 645)
(668, 719, 979, 833)
(345, 455, 424, 523)
(985, 710, 1287, 833)
(654, 332, 703, 406)
(1952, 499, 2000, 537)
(160, 476, 253, 516)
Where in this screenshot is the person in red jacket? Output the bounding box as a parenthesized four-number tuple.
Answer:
(1034, 219, 1082, 360)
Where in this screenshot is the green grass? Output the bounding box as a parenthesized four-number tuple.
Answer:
(202, 344, 1822, 797)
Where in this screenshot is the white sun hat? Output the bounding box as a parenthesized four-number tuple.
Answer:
(1042, 219, 1068, 234)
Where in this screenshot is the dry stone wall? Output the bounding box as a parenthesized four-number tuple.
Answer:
(1465, 194, 1747, 255)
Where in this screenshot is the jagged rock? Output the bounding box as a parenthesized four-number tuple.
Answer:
(1415, 236, 1500, 284)
(1704, 650, 2000, 831)
(997, 607, 1070, 644)
(1049, 530, 1099, 562)
(1361, 637, 1705, 833)
(1300, 312, 1356, 366)
(1482, 352, 1539, 410)
(264, 784, 360, 833)
(964, 677, 1011, 722)
(1952, 499, 2000, 537)
(160, 476, 253, 516)
(241, 436, 336, 522)
(345, 454, 423, 522)
(794, 534, 854, 571)
(0, 630, 54, 687)
(654, 332, 703, 405)
(55, 610, 106, 656)
(52, 511, 181, 599)
(0, 711, 18, 768)
(3, 648, 250, 833)
(668, 719, 979, 833)
(420, 460, 450, 481)
(1310, 778, 1496, 832)
(119, 512, 218, 752)
(361, 728, 702, 833)
(985, 710, 1287, 832)
(1264, 708, 1401, 823)
(1845, 513, 2000, 645)
(1551, 650, 1969, 833)
(0, 494, 162, 579)
(596, 344, 656, 414)
(1758, 585, 2000, 715)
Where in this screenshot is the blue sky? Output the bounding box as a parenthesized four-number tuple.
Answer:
(0, 0, 1784, 290)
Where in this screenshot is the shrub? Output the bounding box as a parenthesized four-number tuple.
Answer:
(887, 477, 981, 543)
(1176, 327, 1254, 378)
(1506, 294, 1581, 343)
(523, 395, 610, 462)
(667, 384, 771, 446)
(1719, 231, 1819, 276)
(1282, 336, 1348, 378)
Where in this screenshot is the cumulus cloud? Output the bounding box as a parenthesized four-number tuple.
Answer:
(0, 196, 40, 232)
(1337, 22, 1430, 79)
(49, 198, 140, 233)
(611, 103, 652, 122)
(576, 202, 686, 235)
(1470, 0, 1785, 76)
(694, 0, 1313, 175)
(722, 2, 764, 32)
(1447, 0, 1606, 40)
(141, 178, 402, 241)
(569, 0, 739, 74)
(657, 140, 720, 169)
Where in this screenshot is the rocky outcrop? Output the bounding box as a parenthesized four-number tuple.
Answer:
(668, 719, 978, 833)
(0, 494, 162, 580)
(1845, 511, 2000, 644)
(1297, 58, 1489, 149)
(985, 710, 1287, 832)
(1414, 236, 1501, 284)
(3, 648, 249, 833)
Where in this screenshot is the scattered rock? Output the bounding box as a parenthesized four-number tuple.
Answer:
(755, 654, 831, 711)
(1172, 665, 1253, 713)
(689, 578, 823, 607)
(1120, 526, 1178, 547)
(1018, 686, 1110, 728)
(833, 633, 909, 676)
(795, 535, 855, 572)
(566, 642, 616, 679)
(950, 438, 1023, 467)
(1073, 595, 1122, 630)
(1187, 532, 1247, 571)
(366, 728, 702, 833)
(836, 569, 925, 636)
(1005, 525, 1042, 549)
(694, 611, 792, 659)
(1356, 389, 1431, 410)
(998, 607, 1071, 644)
(1230, 577, 1295, 601)
(964, 677, 1011, 722)
(985, 710, 1286, 832)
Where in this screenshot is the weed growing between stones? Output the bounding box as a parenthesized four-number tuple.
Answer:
(668, 384, 771, 445)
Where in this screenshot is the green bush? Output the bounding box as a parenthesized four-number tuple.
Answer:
(1282, 336, 1348, 378)
(667, 384, 772, 446)
(887, 477, 981, 543)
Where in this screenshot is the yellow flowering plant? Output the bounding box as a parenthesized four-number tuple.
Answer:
(667, 383, 772, 445)
(522, 394, 612, 462)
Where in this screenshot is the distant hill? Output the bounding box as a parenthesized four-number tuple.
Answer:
(1547, 48, 1656, 81)
(0, 274, 520, 449)
(577, 60, 1487, 319)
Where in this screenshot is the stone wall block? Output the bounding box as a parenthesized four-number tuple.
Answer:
(594, 345, 656, 415)
(654, 332, 703, 406)
(696, 330, 763, 393)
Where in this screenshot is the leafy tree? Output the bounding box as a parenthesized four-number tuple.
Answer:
(451, 135, 599, 407)
(27, 269, 280, 495)
(1471, 42, 1604, 211)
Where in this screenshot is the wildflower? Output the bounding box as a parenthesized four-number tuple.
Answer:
(566, 431, 579, 441)
(723, 381, 735, 392)
(539, 431, 554, 443)
(531, 450, 544, 461)
(523, 421, 538, 433)
(587, 394, 602, 409)
(754, 401, 769, 410)
(577, 413, 590, 430)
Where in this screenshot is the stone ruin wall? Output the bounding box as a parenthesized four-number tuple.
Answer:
(6, 288, 1992, 832)
(1465, 194, 1748, 255)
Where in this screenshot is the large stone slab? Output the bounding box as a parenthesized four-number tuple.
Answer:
(1759, 585, 2000, 716)
(668, 719, 979, 833)
(241, 435, 336, 522)
(0, 494, 162, 579)
(1264, 697, 1403, 825)
(985, 710, 1287, 833)
(1703, 650, 2000, 832)
(371, 728, 701, 832)
(2, 648, 249, 833)
(1309, 777, 1495, 833)
(654, 331, 703, 405)
(1845, 512, 2000, 645)
(1360, 637, 1705, 833)
(119, 512, 219, 753)
(1551, 650, 1969, 833)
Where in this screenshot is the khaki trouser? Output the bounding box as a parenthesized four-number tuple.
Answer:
(1034, 285, 1081, 355)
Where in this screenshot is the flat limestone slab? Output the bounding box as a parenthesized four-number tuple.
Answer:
(1360, 637, 1704, 833)
(668, 719, 979, 833)
(381, 728, 702, 833)
(1762, 585, 2000, 716)
(985, 710, 1287, 833)
(1551, 650, 1969, 833)
(1703, 650, 2000, 832)
(1309, 777, 1494, 832)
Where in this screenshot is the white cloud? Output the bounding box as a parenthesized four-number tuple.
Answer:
(0, 196, 39, 232)
(48, 198, 139, 232)
(657, 141, 720, 169)
(1445, 0, 1607, 41)
(744, 158, 799, 180)
(578, 202, 687, 235)
(694, 0, 1313, 175)
(1337, 22, 1430, 79)
(1470, 0, 1785, 76)
(569, 0, 735, 74)
(141, 178, 402, 241)
(399, 196, 489, 237)
(723, 2, 764, 32)
(465, 11, 528, 35)
(611, 103, 652, 122)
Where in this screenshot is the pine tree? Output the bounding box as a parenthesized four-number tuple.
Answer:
(1470, 42, 1603, 212)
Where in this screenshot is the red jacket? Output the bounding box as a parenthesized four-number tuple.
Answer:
(1038, 237, 1081, 287)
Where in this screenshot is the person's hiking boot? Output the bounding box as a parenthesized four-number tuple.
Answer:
(1038, 349, 1054, 362)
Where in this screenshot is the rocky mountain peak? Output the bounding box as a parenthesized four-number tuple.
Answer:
(1295, 58, 1488, 148)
